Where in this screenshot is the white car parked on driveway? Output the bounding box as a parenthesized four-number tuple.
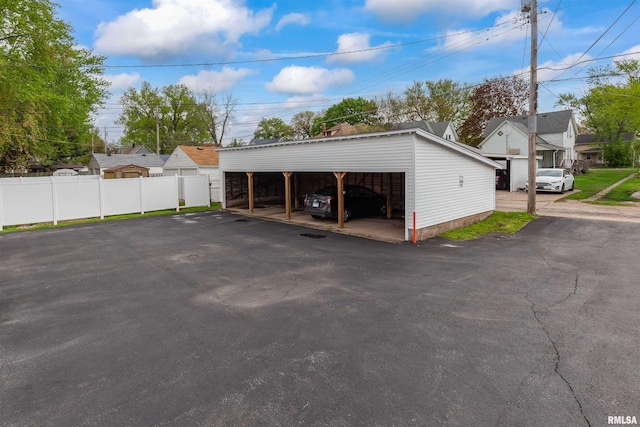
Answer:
(526, 168, 575, 193)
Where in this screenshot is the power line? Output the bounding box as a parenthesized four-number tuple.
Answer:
(0, 22, 519, 70)
(554, 0, 638, 81)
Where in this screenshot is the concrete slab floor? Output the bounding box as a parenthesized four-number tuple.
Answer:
(225, 206, 407, 243)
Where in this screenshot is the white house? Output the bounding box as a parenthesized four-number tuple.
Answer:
(392, 120, 459, 142)
(163, 145, 220, 202)
(478, 110, 578, 191)
(217, 127, 501, 241)
(87, 153, 164, 176)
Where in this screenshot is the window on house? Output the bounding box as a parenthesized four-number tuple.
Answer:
(586, 154, 591, 160)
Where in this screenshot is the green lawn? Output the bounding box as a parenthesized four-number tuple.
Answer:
(1, 203, 222, 233)
(564, 168, 637, 200)
(598, 176, 640, 202)
(440, 211, 536, 240)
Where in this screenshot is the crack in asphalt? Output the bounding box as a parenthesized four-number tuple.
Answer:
(549, 274, 580, 308)
(539, 253, 572, 275)
(280, 281, 299, 300)
(525, 291, 592, 427)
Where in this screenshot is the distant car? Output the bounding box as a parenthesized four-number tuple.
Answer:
(304, 185, 387, 222)
(525, 168, 575, 193)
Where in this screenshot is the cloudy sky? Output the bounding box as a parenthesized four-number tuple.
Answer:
(55, 0, 640, 144)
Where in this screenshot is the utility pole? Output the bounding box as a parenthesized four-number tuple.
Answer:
(525, 0, 538, 215)
(104, 126, 108, 154)
(155, 108, 161, 156)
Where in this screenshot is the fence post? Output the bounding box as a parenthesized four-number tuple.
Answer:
(139, 176, 145, 214)
(0, 182, 4, 231)
(51, 176, 58, 226)
(99, 177, 105, 219)
(175, 175, 180, 212)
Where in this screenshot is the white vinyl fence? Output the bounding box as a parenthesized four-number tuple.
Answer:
(0, 175, 210, 230)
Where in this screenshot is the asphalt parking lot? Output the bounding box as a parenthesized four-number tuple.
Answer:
(1, 212, 639, 426)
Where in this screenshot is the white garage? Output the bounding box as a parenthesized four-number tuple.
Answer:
(217, 127, 501, 241)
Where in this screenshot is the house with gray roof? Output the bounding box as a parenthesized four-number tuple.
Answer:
(391, 120, 458, 141)
(118, 144, 155, 155)
(88, 153, 165, 176)
(478, 110, 578, 191)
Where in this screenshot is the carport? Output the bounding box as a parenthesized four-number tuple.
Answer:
(217, 128, 501, 241)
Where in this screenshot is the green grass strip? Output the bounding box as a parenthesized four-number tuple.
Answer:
(598, 176, 640, 202)
(564, 168, 636, 200)
(440, 211, 536, 240)
(1, 203, 222, 233)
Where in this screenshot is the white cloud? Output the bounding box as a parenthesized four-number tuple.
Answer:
(275, 13, 310, 31)
(178, 66, 256, 92)
(94, 0, 273, 59)
(514, 53, 593, 83)
(265, 66, 355, 95)
(103, 72, 141, 91)
(619, 45, 640, 62)
(365, 0, 512, 22)
(327, 32, 392, 65)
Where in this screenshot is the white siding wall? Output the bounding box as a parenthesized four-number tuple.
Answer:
(541, 130, 576, 162)
(480, 125, 528, 155)
(510, 157, 529, 190)
(219, 135, 416, 173)
(199, 166, 221, 202)
(163, 147, 198, 170)
(442, 124, 457, 142)
(220, 134, 417, 238)
(542, 132, 564, 146)
(414, 142, 495, 229)
(219, 131, 500, 240)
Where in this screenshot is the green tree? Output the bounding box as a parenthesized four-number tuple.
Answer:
(194, 90, 237, 147)
(558, 60, 640, 144)
(458, 75, 528, 146)
(375, 92, 406, 129)
(226, 138, 245, 147)
(310, 97, 378, 135)
(0, 0, 109, 170)
(118, 82, 211, 153)
(290, 111, 317, 139)
(603, 140, 633, 167)
(404, 79, 470, 126)
(253, 117, 294, 140)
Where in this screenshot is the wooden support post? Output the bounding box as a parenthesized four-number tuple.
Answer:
(386, 172, 392, 219)
(283, 172, 292, 220)
(293, 173, 299, 209)
(333, 172, 347, 228)
(246, 172, 254, 214)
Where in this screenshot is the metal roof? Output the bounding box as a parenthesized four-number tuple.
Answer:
(218, 127, 502, 169)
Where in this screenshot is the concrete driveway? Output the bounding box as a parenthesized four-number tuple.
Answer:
(496, 190, 640, 223)
(1, 212, 639, 426)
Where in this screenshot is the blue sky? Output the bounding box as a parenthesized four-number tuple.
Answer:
(54, 0, 640, 144)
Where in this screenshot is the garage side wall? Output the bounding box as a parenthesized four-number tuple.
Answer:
(219, 136, 415, 174)
(510, 157, 529, 191)
(414, 140, 495, 236)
